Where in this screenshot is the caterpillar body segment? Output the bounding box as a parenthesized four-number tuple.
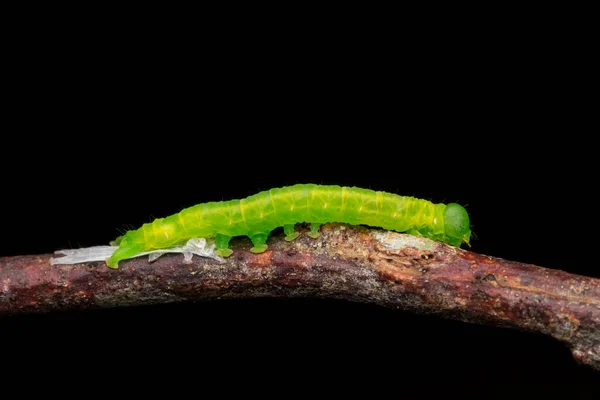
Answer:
(106, 184, 471, 268)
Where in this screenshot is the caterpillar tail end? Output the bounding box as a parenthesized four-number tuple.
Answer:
(105, 242, 145, 269)
(109, 235, 124, 246)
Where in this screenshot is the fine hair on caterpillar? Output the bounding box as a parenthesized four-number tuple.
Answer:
(103, 184, 471, 269)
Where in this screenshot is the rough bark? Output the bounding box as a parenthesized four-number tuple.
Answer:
(1, 223, 598, 369)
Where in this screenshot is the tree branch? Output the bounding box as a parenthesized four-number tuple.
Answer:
(1, 223, 598, 369)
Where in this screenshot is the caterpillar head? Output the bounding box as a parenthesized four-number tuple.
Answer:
(444, 203, 471, 246)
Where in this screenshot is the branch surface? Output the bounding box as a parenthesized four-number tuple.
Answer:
(1, 223, 599, 369)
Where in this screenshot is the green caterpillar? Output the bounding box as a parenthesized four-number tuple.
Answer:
(106, 184, 471, 268)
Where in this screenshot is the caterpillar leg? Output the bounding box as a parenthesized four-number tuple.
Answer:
(215, 233, 233, 257)
(283, 224, 300, 241)
(308, 223, 321, 238)
(249, 232, 270, 253)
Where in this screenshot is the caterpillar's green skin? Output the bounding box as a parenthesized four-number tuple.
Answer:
(106, 184, 471, 268)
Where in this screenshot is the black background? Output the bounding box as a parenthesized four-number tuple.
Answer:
(1, 20, 598, 394)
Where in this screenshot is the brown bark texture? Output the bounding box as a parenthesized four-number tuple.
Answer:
(1, 223, 599, 369)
